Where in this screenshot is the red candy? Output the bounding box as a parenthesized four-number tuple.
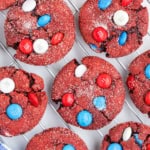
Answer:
(92, 27, 108, 42)
(28, 93, 39, 107)
(145, 91, 150, 106)
(62, 93, 74, 107)
(127, 75, 134, 90)
(51, 32, 64, 45)
(121, 0, 132, 7)
(96, 73, 112, 89)
(19, 39, 33, 54)
(146, 144, 150, 150)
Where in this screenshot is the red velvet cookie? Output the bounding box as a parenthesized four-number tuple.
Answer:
(0, 0, 16, 10)
(51, 56, 125, 129)
(101, 122, 150, 150)
(127, 50, 150, 117)
(5, 0, 75, 65)
(26, 127, 88, 150)
(79, 0, 148, 57)
(0, 67, 48, 136)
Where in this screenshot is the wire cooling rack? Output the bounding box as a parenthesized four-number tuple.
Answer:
(0, 0, 150, 149)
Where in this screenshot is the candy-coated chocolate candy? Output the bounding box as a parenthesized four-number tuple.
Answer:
(75, 64, 87, 78)
(118, 31, 128, 46)
(126, 75, 134, 90)
(146, 144, 150, 150)
(77, 110, 93, 127)
(33, 39, 49, 54)
(28, 93, 39, 107)
(92, 27, 108, 42)
(93, 96, 106, 110)
(107, 143, 123, 150)
(62, 93, 74, 107)
(19, 39, 33, 54)
(145, 91, 150, 106)
(37, 14, 51, 27)
(0, 78, 15, 93)
(113, 10, 129, 26)
(51, 32, 64, 45)
(89, 44, 98, 51)
(98, 0, 112, 10)
(122, 127, 132, 141)
(133, 134, 143, 147)
(121, 0, 132, 7)
(96, 73, 112, 89)
(6, 104, 23, 120)
(22, 0, 36, 12)
(63, 144, 75, 150)
(144, 64, 150, 79)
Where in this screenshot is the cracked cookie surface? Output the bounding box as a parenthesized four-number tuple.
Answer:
(79, 0, 148, 57)
(26, 127, 88, 150)
(4, 0, 75, 65)
(51, 56, 125, 129)
(101, 122, 150, 150)
(127, 50, 150, 117)
(0, 67, 48, 136)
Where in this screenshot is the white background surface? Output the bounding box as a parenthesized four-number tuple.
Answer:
(0, 0, 150, 150)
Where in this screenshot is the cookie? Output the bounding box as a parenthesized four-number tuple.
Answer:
(51, 56, 125, 129)
(0, 67, 48, 136)
(126, 50, 150, 117)
(0, 0, 16, 10)
(79, 0, 148, 57)
(5, 0, 75, 65)
(26, 127, 88, 150)
(101, 122, 150, 150)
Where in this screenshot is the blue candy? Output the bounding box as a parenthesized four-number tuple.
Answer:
(118, 31, 128, 46)
(133, 134, 143, 147)
(93, 96, 106, 110)
(144, 64, 150, 79)
(37, 14, 51, 27)
(89, 44, 98, 51)
(77, 110, 93, 127)
(107, 143, 123, 150)
(98, 0, 112, 10)
(63, 144, 75, 150)
(6, 104, 23, 120)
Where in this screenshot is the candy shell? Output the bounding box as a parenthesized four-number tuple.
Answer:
(63, 144, 75, 150)
(0, 78, 15, 93)
(33, 39, 49, 54)
(122, 127, 132, 141)
(77, 110, 93, 127)
(62, 93, 74, 107)
(96, 73, 112, 89)
(37, 14, 51, 27)
(22, 0, 36, 12)
(92, 27, 108, 42)
(75, 64, 87, 78)
(93, 96, 106, 110)
(144, 64, 150, 79)
(113, 10, 129, 26)
(107, 143, 123, 150)
(118, 31, 128, 46)
(6, 104, 23, 120)
(98, 0, 112, 10)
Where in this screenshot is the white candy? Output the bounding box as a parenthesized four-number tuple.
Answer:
(0, 78, 15, 93)
(33, 39, 49, 54)
(122, 127, 132, 141)
(75, 64, 87, 78)
(113, 10, 129, 26)
(22, 0, 36, 12)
